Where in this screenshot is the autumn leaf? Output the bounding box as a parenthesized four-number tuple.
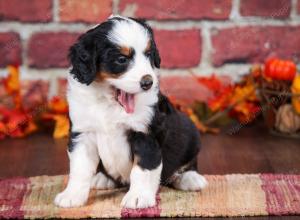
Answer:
(42, 113, 69, 138)
(0, 107, 38, 138)
(3, 65, 22, 109)
(4, 65, 20, 94)
(48, 96, 68, 114)
(195, 74, 224, 93)
(0, 122, 7, 140)
(231, 102, 260, 123)
(189, 112, 219, 134)
(52, 115, 69, 139)
(208, 87, 234, 112)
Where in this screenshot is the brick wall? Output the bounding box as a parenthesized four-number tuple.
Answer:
(0, 0, 300, 96)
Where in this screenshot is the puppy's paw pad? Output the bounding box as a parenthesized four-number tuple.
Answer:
(174, 171, 208, 191)
(91, 173, 115, 190)
(54, 190, 88, 208)
(121, 191, 156, 209)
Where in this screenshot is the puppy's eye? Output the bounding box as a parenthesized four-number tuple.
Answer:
(116, 56, 128, 65)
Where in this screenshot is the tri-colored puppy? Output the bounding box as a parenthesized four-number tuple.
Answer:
(54, 15, 207, 209)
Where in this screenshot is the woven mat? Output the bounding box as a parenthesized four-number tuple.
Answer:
(0, 174, 299, 219)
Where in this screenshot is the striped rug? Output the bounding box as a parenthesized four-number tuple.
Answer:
(0, 174, 299, 218)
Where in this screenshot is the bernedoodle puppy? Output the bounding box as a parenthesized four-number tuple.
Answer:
(54, 15, 207, 209)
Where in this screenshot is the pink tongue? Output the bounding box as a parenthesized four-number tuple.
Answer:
(118, 90, 135, 114)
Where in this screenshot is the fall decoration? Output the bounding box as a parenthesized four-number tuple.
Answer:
(189, 72, 260, 125)
(264, 58, 297, 81)
(257, 58, 300, 138)
(0, 65, 69, 140)
(275, 104, 300, 133)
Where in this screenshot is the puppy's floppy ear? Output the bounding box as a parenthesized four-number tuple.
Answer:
(151, 38, 161, 68)
(68, 35, 98, 85)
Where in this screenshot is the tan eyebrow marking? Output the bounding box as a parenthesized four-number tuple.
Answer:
(120, 46, 132, 56)
(95, 71, 123, 82)
(144, 40, 151, 53)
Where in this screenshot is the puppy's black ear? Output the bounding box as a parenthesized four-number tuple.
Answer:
(68, 36, 98, 85)
(152, 39, 161, 68)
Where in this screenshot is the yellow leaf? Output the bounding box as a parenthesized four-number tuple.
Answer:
(53, 115, 70, 139)
(5, 65, 20, 94)
(4, 65, 22, 109)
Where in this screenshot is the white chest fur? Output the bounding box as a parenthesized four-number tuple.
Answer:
(67, 77, 158, 183)
(96, 129, 132, 182)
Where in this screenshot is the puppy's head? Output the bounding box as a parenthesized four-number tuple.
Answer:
(69, 15, 160, 113)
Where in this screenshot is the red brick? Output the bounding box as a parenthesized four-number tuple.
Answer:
(119, 0, 231, 20)
(154, 30, 201, 68)
(0, 0, 52, 22)
(0, 33, 21, 67)
(211, 26, 300, 66)
(28, 32, 80, 68)
(160, 76, 213, 104)
(240, 0, 291, 18)
(60, 0, 112, 23)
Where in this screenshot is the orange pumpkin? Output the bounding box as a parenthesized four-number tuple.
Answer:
(264, 58, 297, 81)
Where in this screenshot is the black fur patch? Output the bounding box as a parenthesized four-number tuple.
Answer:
(68, 120, 80, 152)
(126, 93, 200, 183)
(150, 94, 201, 185)
(100, 43, 135, 75)
(69, 20, 115, 85)
(128, 131, 162, 170)
(68, 131, 80, 152)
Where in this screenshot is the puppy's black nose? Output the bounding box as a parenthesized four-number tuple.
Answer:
(140, 74, 153, 91)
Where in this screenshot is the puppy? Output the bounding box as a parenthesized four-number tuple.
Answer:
(54, 15, 207, 209)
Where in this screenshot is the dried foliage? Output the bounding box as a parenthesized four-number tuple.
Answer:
(0, 65, 69, 139)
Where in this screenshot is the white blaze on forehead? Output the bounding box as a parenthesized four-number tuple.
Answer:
(108, 18, 150, 52)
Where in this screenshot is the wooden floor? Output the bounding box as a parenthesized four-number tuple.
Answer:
(0, 122, 299, 219)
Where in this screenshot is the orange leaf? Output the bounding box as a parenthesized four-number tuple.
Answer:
(4, 65, 20, 94)
(48, 96, 68, 114)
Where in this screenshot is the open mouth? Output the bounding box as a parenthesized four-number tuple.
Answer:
(114, 88, 135, 114)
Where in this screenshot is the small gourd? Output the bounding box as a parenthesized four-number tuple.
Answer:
(275, 104, 300, 133)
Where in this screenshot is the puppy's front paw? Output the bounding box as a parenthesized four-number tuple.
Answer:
(54, 189, 88, 208)
(121, 190, 156, 209)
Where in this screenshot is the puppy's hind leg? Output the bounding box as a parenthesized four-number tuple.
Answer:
(91, 161, 116, 190)
(91, 172, 115, 190)
(54, 132, 99, 207)
(172, 170, 208, 191)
